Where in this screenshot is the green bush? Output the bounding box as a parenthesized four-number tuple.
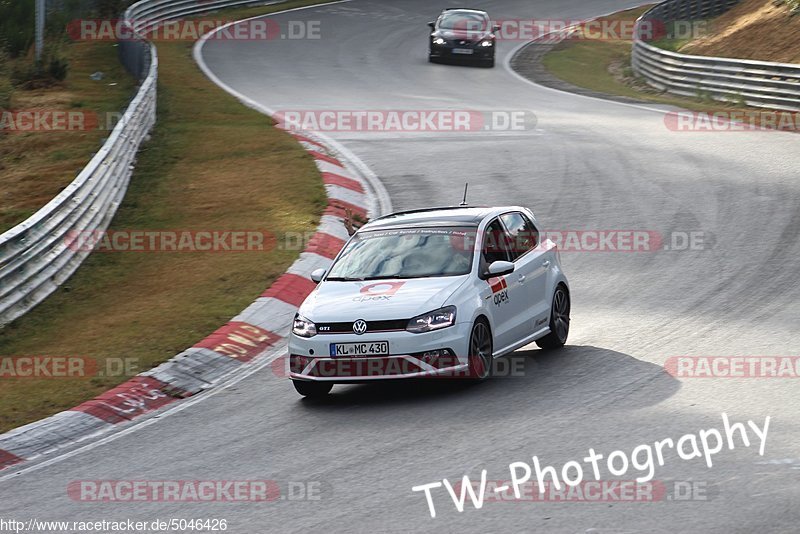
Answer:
(0, 0, 33, 57)
(0, 78, 11, 110)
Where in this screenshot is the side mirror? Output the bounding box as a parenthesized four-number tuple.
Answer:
(310, 268, 326, 283)
(492, 24, 501, 32)
(427, 21, 436, 29)
(485, 260, 514, 278)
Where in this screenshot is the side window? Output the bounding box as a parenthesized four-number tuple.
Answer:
(481, 219, 511, 267)
(500, 212, 539, 261)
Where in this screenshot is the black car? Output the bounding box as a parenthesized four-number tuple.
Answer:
(428, 8, 499, 67)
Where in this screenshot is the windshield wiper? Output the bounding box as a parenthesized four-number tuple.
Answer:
(325, 276, 366, 281)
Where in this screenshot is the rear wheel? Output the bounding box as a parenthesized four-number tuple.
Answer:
(536, 285, 570, 350)
(467, 319, 493, 380)
(292, 380, 333, 398)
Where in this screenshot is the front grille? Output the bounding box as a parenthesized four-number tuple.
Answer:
(446, 39, 477, 47)
(316, 319, 409, 334)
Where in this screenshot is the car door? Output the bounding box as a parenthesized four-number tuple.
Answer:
(500, 212, 550, 341)
(479, 217, 523, 352)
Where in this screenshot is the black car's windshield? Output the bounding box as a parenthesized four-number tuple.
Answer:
(438, 12, 489, 31)
(326, 227, 476, 280)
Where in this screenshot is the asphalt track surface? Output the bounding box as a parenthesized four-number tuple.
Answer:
(2, 1, 800, 532)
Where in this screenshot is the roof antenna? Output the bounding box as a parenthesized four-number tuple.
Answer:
(459, 183, 469, 206)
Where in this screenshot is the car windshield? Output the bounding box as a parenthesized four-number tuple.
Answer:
(438, 12, 488, 31)
(326, 227, 476, 280)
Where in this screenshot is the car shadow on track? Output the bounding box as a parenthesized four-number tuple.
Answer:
(296, 345, 681, 412)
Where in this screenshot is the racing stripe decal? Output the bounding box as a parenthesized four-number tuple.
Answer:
(488, 276, 508, 293)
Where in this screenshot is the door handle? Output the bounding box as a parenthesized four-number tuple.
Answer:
(542, 260, 551, 268)
(518, 275, 526, 284)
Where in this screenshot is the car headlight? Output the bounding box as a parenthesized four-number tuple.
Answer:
(432, 37, 446, 45)
(406, 306, 457, 333)
(480, 39, 493, 47)
(292, 315, 317, 338)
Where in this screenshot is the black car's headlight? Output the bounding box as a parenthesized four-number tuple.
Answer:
(432, 37, 446, 45)
(480, 39, 493, 47)
(406, 306, 457, 333)
(292, 315, 317, 338)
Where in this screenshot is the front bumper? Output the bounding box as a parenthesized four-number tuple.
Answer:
(429, 42, 494, 61)
(288, 323, 472, 382)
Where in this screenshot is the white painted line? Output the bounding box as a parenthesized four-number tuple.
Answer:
(192, 1, 392, 218)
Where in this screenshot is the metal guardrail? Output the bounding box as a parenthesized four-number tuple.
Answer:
(0, 0, 279, 327)
(632, 0, 800, 111)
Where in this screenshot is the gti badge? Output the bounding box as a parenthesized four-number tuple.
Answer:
(353, 319, 368, 335)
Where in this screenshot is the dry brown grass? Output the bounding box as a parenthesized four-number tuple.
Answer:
(0, 0, 332, 433)
(0, 41, 136, 232)
(681, 0, 800, 63)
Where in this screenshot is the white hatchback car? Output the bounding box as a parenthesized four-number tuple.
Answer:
(288, 206, 570, 397)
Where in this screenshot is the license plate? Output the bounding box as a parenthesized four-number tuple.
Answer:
(330, 341, 390, 357)
(452, 48, 474, 55)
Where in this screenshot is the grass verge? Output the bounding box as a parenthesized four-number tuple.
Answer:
(540, 6, 785, 114)
(0, 0, 334, 433)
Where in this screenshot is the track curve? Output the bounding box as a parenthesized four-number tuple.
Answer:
(1, 1, 799, 532)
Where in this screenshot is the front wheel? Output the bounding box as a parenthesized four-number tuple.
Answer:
(292, 380, 333, 398)
(467, 320, 493, 380)
(536, 285, 570, 350)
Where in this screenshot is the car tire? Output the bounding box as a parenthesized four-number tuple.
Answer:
(292, 380, 333, 398)
(467, 319, 493, 381)
(536, 284, 570, 350)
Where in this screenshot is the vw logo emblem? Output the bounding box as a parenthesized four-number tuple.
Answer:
(352, 319, 368, 335)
